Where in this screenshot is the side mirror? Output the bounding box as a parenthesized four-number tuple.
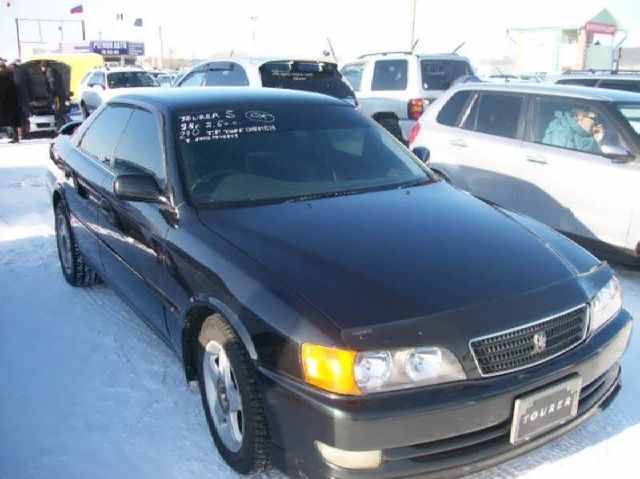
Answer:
(412, 146, 430, 164)
(57, 120, 82, 136)
(114, 173, 161, 203)
(93, 84, 104, 91)
(601, 144, 634, 163)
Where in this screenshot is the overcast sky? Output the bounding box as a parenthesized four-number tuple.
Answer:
(1, 0, 638, 64)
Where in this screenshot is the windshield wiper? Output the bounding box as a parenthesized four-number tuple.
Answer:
(396, 178, 437, 189)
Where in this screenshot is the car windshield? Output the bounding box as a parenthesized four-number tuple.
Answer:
(259, 61, 356, 101)
(421, 60, 471, 90)
(107, 71, 158, 89)
(616, 103, 640, 135)
(176, 104, 431, 206)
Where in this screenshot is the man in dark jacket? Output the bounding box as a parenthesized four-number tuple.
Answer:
(8, 60, 34, 139)
(0, 60, 21, 143)
(41, 60, 67, 128)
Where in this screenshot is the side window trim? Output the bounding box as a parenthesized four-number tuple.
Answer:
(112, 106, 168, 186)
(459, 91, 479, 129)
(78, 105, 133, 168)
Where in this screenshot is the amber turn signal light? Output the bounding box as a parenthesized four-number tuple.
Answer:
(301, 343, 362, 396)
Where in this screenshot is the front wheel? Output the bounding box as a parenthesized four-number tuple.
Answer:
(195, 314, 270, 474)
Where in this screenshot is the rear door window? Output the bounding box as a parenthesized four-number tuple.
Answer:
(597, 80, 640, 93)
(89, 72, 105, 88)
(341, 63, 365, 91)
(79, 105, 132, 165)
(371, 60, 408, 91)
(437, 90, 472, 126)
(203, 62, 250, 86)
(259, 61, 355, 100)
(113, 109, 165, 181)
(421, 60, 471, 90)
(463, 93, 524, 139)
(180, 71, 205, 87)
(555, 78, 598, 87)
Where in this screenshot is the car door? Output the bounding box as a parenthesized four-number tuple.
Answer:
(85, 72, 105, 112)
(97, 106, 171, 335)
(420, 89, 474, 178)
(447, 91, 527, 208)
(518, 95, 638, 251)
(62, 106, 132, 272)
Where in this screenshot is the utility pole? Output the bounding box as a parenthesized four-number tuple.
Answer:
(158, 26, 165, 69)
(250, 16, 258, 48)
(15, 18, 22, 58)
(410, 0, 417, 50)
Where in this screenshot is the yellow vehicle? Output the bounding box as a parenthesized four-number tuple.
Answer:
(27, 53, 104, 101)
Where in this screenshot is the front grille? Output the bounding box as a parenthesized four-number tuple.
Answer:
(470, 305, 588, 376)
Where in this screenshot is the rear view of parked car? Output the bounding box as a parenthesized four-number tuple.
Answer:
(409, 83, 640, 263)
(174, 58, 357, 106)
(341, 52, 474, 142)
(51, 87, 632, 479)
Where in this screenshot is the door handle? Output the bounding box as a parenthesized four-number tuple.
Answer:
(449, 138, 467, 148)
(99, 200, 117, 226)
(525, 155, 548, 165)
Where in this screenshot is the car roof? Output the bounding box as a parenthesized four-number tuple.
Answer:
(452, 82, 640, 102)
(109, 86, 349, 112)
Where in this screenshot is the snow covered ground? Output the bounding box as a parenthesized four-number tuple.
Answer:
(0, 140, 638, 479)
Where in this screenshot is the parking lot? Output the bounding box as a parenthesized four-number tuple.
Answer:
(0, 139, 637, 478)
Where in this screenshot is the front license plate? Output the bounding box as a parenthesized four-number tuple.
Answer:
(510, 376, 582, 445)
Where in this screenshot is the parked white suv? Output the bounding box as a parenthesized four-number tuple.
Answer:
(341, 52, 474, 142)
(79, 68, 159, 118)
(409, 83, 640, 263)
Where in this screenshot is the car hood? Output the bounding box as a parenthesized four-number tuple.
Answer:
(23, 60, 71, 102)
(197, 182, 598, 336)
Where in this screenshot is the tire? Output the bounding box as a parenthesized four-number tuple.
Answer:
(376, 117, 404, 143)
(54, 202, 101, 287)
(195, 314, 270, 474)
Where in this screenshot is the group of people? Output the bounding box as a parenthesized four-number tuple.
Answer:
(0, 59, 66, 143)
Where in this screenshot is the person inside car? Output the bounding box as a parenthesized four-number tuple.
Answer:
(543, 108, 604, 153)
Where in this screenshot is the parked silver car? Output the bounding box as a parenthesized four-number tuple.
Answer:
(409, 83, 640, 263)
(173, 57, 357, 106)
(341, 52, 474, 142)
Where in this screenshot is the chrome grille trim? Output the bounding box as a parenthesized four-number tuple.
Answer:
(469, 304, 589, 377)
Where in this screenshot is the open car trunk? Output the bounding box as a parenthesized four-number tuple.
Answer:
(22, 60, 72, 115)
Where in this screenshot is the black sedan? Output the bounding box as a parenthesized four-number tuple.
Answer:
(51, 87, 632, 479)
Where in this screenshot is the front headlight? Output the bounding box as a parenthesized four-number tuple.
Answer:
(301, 343, 466, 395)
(590, 277, 623, 333)
(354, 346, 466, 393)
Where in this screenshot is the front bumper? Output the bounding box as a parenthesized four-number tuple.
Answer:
(29, 114, 57, 133)
(258, 309, 632, 479)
